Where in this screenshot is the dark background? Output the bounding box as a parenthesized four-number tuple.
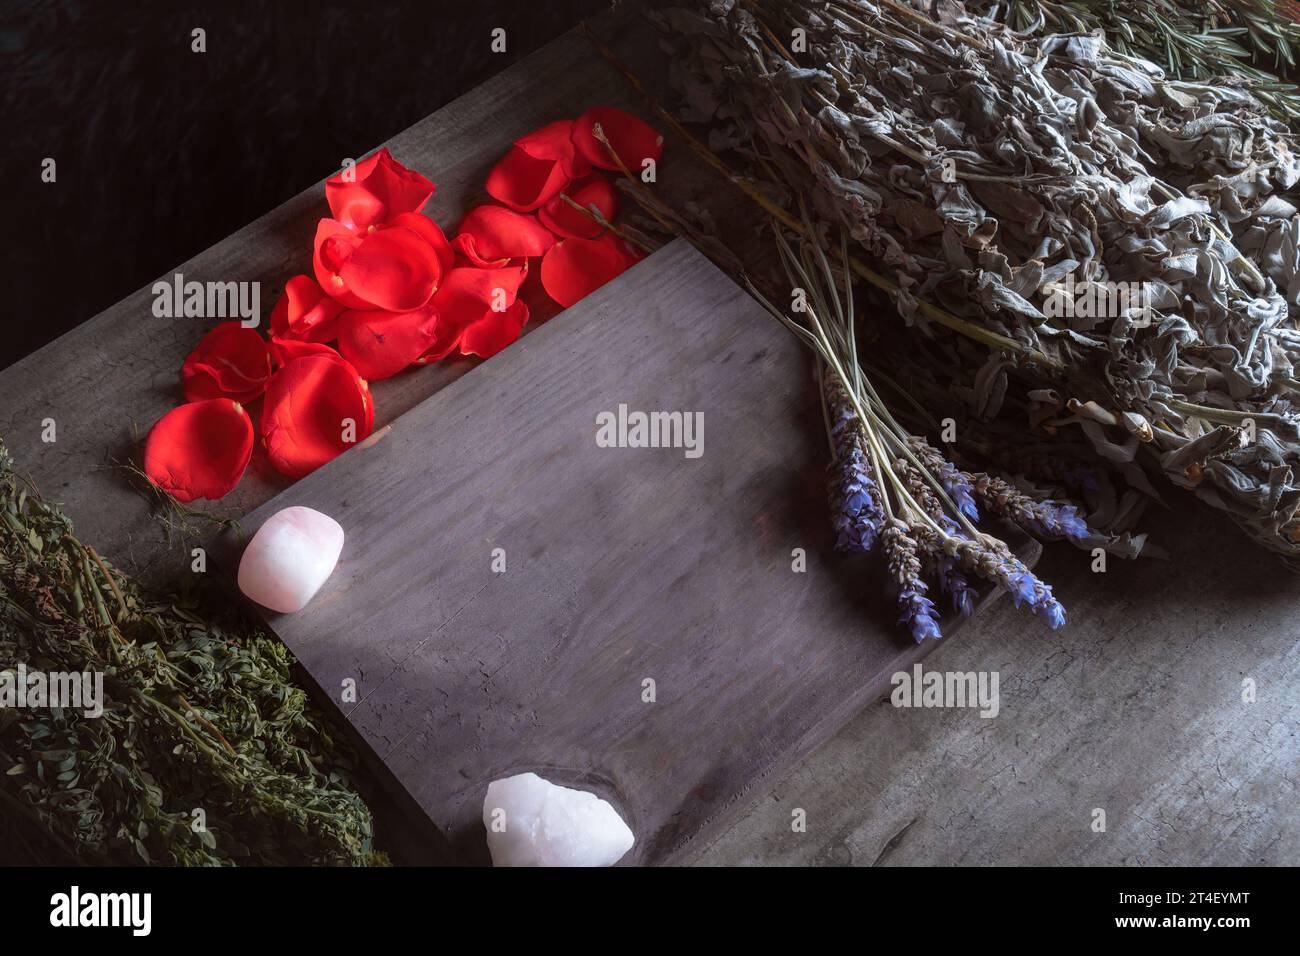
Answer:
(1, 0, 605, 370)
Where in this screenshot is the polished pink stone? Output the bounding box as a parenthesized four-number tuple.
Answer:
(237, 506, 344, 613)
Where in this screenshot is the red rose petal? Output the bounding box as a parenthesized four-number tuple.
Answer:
(180, 321, 272, 403)
(418, 264, 527, 362)
(485, 145, 572, 213)
(261, 353, 374, 479)
(318, 233, 357, 273)
(312, 219, 370, 310)
(144, 398, 254, 503)
(460, 298, 530, 359)
(389, 211, 456, 276)
(516, 119, 590, 179)
(268, 337, 339, 369)
(539, 236, 631, 308)
(451, 234, 496, 269)
(538, 175, 620, 240)
(269, 274, 345, 343)
(453, 205, 556, 267)
(337, 306, 438, 381)
(572, 107, 664, 173)
(326, 148, 435, 231)
(337, 223, 443, 312)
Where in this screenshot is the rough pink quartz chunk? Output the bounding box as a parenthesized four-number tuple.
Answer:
(237, 506, 344, 613)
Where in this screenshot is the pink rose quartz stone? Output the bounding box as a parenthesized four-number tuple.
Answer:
(237, 506, 344, 613)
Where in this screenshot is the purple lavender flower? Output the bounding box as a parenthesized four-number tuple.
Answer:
(1026, 501, 1089, 540)
(897, 586, 943, 641)
(970, 473, 1089, 542)
(907, 437, 978, 521)
(936, 557, 978, 617)
(937, 461, 980, 522)
(921, 528, 1067, 631)
(883, 521, 943, 642)
(928, 518, 978, 616)
(1007, 571, 1066, 628)
(827, 402, 885, 553)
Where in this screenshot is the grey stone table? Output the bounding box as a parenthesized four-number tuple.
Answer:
(1, 5, 1294, 865)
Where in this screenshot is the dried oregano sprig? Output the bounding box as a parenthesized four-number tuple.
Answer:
(0, 440, 381, 865)
(748, 219, 1071, 638)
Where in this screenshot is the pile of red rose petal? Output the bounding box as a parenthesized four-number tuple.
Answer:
(144, 107, 662, 502)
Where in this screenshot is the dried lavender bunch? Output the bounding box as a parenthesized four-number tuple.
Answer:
(748, 220, 1068, 639)
(828, 376, 984, 620)
(656, 0, 1300, 565)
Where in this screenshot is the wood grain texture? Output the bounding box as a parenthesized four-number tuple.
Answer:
(215, 240, 1036, 864)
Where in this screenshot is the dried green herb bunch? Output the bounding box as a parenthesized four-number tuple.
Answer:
(0, 441, 380, 865)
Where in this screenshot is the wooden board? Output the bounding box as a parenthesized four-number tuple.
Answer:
(215, 240, 1038, 865)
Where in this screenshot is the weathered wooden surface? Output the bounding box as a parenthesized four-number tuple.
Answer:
(214, 241, 1030, 864)
(0, 1, 1294, 866)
